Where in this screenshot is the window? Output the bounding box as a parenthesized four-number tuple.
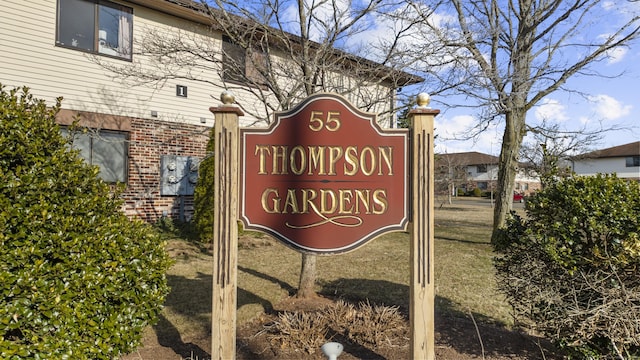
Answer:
(477, 164, 487, 173)
(56, 0, 133, 60)
(222, 36, 267, 85)
(222, 36, 246, 83)
(626, 156, 640, 167)
(62, 128, 128, 183)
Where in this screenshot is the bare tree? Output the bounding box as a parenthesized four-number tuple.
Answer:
(97, 0, 423, 298)
(409, 0, 640, 241)
(519, 121, 604, 187)
(435, 152, 470, 205)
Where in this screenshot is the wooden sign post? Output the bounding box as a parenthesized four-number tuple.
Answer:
(209, 91, 243, 360)
(209, 92, 438, 359)
(409, 93, 439, 359)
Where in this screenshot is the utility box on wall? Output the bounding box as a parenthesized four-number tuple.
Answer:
(160, 155, 200, 196)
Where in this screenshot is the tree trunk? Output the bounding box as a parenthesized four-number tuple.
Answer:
(491, 109, 525, 243)
(297, 253, 317, 298)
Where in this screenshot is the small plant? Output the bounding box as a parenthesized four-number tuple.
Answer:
(267, 300, 408, 354)
(341, 301, 406, 347)
(494, 174, 640, 358)
(269, 311, 330, 354)
(0, 85, 172, 358)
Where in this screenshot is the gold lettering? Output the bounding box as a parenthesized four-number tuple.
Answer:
(261, 188, 280, 213)
(261, 187, 390, 217)
(254, 144, 396, 177)
(360, 146, 376, 176)
(343, 146, 358, 176)
(372, 189, 388, 214)
(301, 189, 318, 214)
(379, 146, 393, 175)
(338, 189, 353, 214)
(272, 145, 288, 175)
(328, 146, 343, 175)
(308, 146, 326, 175)
(320, 189, 337, 214)
(289, 145, 306, 175)
(325, 111, 341, 131)
(283, 189, 299, 214)
(354, 189, 371, 214)
(255, 145, 270, 175)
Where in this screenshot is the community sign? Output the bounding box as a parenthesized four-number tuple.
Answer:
(240, 93, 408, 254)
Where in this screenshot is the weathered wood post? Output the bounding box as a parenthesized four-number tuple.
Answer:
(209, 91, 243, 359)
(409, 93, 439, 359)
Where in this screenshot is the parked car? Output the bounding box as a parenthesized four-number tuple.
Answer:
(513, 192, 525, 203)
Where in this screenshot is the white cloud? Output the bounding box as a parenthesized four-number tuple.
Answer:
(534, 98, 568, 122)
(604, 44, 628, 64)
(435, 114, 475, 139)
(578, 115, 591, 126)
(596, 31, 632, 64)
(434, 114, 502, 154)
(601, 1, 615, 11)
(588, 94, 632, 120)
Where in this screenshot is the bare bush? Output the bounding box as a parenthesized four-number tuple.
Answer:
(267, 300, 409, 353)
(269, 312, 330, 354)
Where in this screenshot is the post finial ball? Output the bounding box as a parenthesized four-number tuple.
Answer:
(416, 93, 431, 108)
(220, 90, 236, 105)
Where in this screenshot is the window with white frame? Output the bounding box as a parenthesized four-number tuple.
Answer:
(61, 128, 129, 183)
(626, 156, 640, 167)
(56, 0, 133, 60)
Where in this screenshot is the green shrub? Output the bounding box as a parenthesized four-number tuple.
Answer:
(471, 187, 482, 197)
(0, 86, 172, 359)
(193, 127, 215, 242)
(494, 174, 640, 358)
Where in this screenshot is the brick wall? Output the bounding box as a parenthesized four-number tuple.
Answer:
(123, 118, 212, 222)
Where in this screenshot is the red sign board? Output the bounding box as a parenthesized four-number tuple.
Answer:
(240, 93, 408, 254)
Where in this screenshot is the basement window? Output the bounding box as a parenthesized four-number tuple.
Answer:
(56, 0, 133, 60)
(61, 127, 129, 183)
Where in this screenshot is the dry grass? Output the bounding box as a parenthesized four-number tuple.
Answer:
(267, 300, 408, 355)
(159, 197, 514, 347)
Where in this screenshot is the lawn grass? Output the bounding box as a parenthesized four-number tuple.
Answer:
(158, 197, 513, 344)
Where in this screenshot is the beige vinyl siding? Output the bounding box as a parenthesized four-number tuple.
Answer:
(2, 1, 397, 129)
(1, 1, 222, 127)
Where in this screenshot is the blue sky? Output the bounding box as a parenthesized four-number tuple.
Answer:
(431, 54, 640, 155)
(227, 0, 639, 155)
(410, 0, 640, 156)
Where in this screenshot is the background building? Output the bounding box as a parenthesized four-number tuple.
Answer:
(571, 141, 640, 181)
(1, 0, 419, 222)
(436, 151, 541, 197)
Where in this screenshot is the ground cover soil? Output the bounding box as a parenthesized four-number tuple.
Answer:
(123, 199, 562, 359)
(123, 251, 561, 360)
(123, 296, 561, 360)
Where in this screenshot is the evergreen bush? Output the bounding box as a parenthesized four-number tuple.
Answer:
(0, 86, 172, 358)
(494, 174, 640, 358)
(193, 127, 215, 242)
